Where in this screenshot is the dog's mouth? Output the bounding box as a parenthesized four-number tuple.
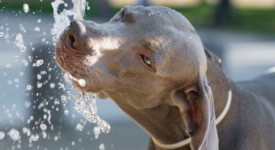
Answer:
(56, 46, 104, 94)
(55, 28, 112, 95)
(56, 40, 92, 92)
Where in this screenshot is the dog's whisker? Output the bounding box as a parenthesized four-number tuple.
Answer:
(90, 67, 103, 84)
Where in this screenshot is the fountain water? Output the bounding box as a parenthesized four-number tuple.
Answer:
(51, 0, 112, 132)
(0, 0, 110, 149)
(51, 0, 111, 134)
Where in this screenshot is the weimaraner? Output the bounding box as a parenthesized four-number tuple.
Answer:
(55, 6, 275, 150)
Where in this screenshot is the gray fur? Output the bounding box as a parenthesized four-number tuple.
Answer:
(56, 6, 275, 150)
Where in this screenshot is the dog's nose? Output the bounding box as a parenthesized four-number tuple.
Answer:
(65, 20, 87, 50)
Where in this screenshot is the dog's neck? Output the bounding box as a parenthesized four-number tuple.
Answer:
(107, 54, 233, 150)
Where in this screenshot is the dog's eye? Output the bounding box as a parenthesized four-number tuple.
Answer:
(141, 55, 152, 67)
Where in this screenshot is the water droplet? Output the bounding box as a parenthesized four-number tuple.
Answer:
(93, 126, 101, 139)
(29, 134, 39, 142)
(22, 127, 31, 136)
(6, 64, 11, 68)
(20, 72, 24, 76)
(0, 131, 5, 140)
(8, 129, 20, 141)
(50, 83, 56, 88)
(63, 73, 70, 83)
(37, 82, 43, 88)
(40, 70, 47, 75)
(27, 116, 34, 124)
(54, 136, 59, 141)
(19, 24, 26, 33)
(34, 27, 40, 32)
(42, 132, 47, 138)
(37, 74, 42, 80)
(78, 79, 86, 87)
(24, 101, 31, 108)
(14, 55, 20, 61)
(97, 120, 111, 133)
(67, 73, 86, 87)
(14, 78, 19, 83)
(33, 59, 44, 67)
(40, 124, 47, 131)
(0, 32, 4, 37)
(26, 84, 33, 91)
(76, 123, 84, 132)
(23, 3, 30, 13)
(99, 143, 105, 150)
(22, 59, 28, 66)
(7, 80, 12, 85)
(15, 33, 27, 52)
(37, 19, 42, 23)
(61, 95, 68, 103)
(64, 109, 69, 115)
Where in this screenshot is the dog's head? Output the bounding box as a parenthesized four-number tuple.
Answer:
(56, 6, 218, 150)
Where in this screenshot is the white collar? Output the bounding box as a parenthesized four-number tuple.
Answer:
(152, 90, 232, 149)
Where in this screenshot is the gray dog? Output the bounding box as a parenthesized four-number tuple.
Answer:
(55, 6, 275, 150)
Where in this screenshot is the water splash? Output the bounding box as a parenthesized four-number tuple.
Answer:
(93, 126, 101, 139)
(8, 129, 21, 141)
(51, 0, 87, 45)
(40, 123, 47, 131)
(0, 32, 4, 37)
(23, 3, 30, 13)
(99, 143, 105, 150)
(33, 59, 44, 67)
(76, 123, 84, 131)
(67, 73, 86, 87)
(34, 27, 40, 32)
(0, 131, 5, 140)
(29, 134, 40, 143)
(25, 84, 33, 91)
(71, 92, 111, 134)
(0, 0, 110, 148)
(22, 127, 31, 137)
(15, 33, 27, 52)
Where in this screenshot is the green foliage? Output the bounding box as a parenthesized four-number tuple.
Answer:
(173, 4, 275, 33)
(0, 0, 53, 14)
(235, 8, 275, 33)
(1, 1, 274, 33)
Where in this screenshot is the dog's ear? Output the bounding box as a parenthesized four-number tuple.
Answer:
(171, 77, 218, 150)
(204, 48, 222, 67)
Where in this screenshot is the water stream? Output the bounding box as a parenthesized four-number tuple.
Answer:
(51, 0, 111, 134)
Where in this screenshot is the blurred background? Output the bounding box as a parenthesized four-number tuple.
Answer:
(0, 0, 274, 150)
